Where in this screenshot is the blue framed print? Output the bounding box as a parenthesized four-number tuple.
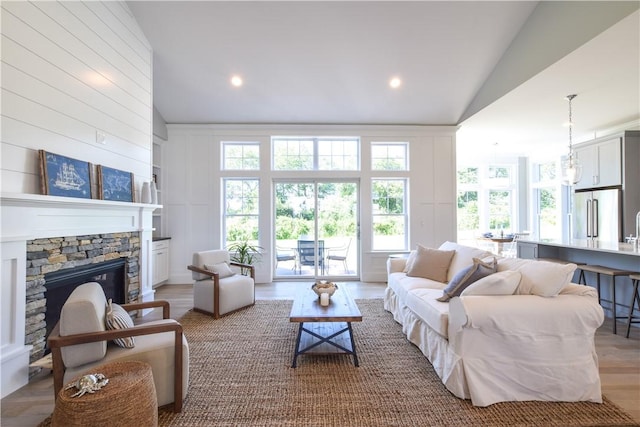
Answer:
(39, 150, 93, 199)
(97, 165, 134, 202)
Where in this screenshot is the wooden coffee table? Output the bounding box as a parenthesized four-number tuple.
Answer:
(289, 284, 362, 368)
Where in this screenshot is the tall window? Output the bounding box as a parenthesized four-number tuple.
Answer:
(531, 160, 560, 239)
(371, 179, 407, 250)
(272, 137, 359, 170)
(222, 142, 259, 170)
(457, 167, 480, 242)
(223, 179, 259, 245)
(456, 163, 518, 245)
(371, 142, 408, 171)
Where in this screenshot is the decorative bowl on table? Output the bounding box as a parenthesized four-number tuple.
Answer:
(311, 281, 338, 297)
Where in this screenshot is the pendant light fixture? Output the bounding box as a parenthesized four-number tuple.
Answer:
(561, 94, 582, 185)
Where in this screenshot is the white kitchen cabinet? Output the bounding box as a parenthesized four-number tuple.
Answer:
(574, 138, 621, 189)
(152, 239, 170, 286)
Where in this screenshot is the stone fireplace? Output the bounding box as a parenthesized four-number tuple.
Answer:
(26, 234, 140, 366)
(1, 193, 158, 398)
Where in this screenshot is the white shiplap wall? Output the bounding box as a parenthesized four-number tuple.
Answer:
(165, 124, 457, 284)
(0, 1, 153, 198)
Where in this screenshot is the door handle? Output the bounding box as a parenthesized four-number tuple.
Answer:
(586, 199, 592, 237)
(593, 199, 598, 238)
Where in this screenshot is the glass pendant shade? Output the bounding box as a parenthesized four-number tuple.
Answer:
(561, 153, 582, 185)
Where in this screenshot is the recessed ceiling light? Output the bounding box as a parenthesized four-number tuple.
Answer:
(389, 77, 402, 89)
(231, 75, 243, 87)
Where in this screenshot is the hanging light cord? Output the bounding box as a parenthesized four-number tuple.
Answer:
(566, 94, 577, 164)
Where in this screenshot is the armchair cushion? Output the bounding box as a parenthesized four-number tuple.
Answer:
(204, 262, 234, 279)
(192, 250, 230, 280)
(59, 282, 107, 368)
(105, 299, 135, 348)
(63, 319, 189, 407)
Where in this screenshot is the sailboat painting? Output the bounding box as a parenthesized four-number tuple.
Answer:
(39, 150, 92, 199)
(97, 165, 134, 202)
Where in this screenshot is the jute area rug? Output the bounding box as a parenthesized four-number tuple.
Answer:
(42, 300, 638, 427)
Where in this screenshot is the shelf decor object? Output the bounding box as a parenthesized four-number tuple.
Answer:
(97, 165, 134, 202)
(561, 94, 583, 185)
(38, 150, 93, 199)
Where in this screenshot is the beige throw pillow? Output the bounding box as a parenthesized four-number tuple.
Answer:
(105, 299, 135, 348)
(204, 262, 235, 279)
(406, 246, 455, 283)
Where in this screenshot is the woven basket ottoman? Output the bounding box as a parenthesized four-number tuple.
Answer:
(52, 360, 157, 427)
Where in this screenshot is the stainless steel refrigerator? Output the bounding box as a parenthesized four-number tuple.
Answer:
(573, 188, 622, 241)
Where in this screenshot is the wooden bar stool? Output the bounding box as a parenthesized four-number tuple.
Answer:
(577, 264, 637, 334)
(626, 274, 640, 338)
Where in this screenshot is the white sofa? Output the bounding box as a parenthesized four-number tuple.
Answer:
(384, 241, 605, 407)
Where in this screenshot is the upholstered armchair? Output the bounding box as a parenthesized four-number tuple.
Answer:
(187, 249, 255, 319)
(47, 282, 189, 412)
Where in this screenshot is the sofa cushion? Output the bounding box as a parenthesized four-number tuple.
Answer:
(461, 270, 521, 296)
(204, 262, 235, 279)
(516, 260, 577, 297)
(406, 288, 451, 338)
(105, 300, 135, 348)
(497, 257, 577, 297)
(437, 257, 497, 302)
(438, 241, 493, 282)
(406, 245, 455, 282)
(388, 274, 445, 303)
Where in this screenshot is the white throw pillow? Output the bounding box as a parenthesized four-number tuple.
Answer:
(516, 260, 577, 297)
(105, 299, 135, 348)
(461, 270, 521, 296)
(204, 262, 235, 279)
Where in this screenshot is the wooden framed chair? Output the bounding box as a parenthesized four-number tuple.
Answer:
(187, 249, 255, 319)
(47, 282, 189, 413)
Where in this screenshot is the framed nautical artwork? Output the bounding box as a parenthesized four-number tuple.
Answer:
(97, 165, 134, 202)
(39, 150, 93, 199)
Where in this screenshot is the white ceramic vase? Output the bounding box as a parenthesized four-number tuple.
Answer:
(141, 182, 152, 204)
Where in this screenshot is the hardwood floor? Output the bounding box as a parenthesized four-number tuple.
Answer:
(2, 281, 638, 426)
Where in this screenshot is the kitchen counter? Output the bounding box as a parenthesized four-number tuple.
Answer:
(519, 238, 640, 256)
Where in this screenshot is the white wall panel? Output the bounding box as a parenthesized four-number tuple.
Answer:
(89, 1, 152, 66)
(1, 64, 149, 145)
(1, 7, 149, 117)
(434, 135, 456, 203)
(2, 38, 149, 133)
(55, 2, 151, 84)
(2, 2, 150, 106)
(1, 1, 152, 196)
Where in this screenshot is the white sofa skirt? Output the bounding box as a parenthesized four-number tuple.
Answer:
(384, 288, 469, 400)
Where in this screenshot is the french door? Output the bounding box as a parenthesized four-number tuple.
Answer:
(274, 180, 359, 279)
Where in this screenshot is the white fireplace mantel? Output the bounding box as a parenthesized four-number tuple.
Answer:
(0, 192, 160, 398)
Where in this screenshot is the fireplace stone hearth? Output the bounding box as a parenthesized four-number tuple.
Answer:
(25, 234, 140, 366)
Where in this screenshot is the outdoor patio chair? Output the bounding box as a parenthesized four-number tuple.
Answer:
(297, 240, 325, 274)
(326, 238, 352, 273)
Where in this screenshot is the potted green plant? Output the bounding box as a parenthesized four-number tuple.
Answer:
(227, 240, 263, 275)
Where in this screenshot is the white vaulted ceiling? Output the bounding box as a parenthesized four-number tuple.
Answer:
(128, 1, 640, 157)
